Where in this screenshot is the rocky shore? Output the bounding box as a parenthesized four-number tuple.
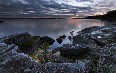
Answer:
(0, 25, 116, 73)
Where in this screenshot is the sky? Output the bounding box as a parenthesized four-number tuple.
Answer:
(0, 0, 116, 18)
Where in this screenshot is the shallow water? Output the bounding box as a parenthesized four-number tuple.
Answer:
(0, 19, 115, 48)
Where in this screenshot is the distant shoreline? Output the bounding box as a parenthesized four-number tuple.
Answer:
(0, 17, 84, 19)
(84, 10, 116, 22)
(0, 18, 65, 19)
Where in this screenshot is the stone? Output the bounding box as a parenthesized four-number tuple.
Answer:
(0, 25, 116, 73)
(4, 32, 55, 54)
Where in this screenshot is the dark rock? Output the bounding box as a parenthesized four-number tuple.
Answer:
(56, 35, 66, 44)
(90, 38, 105, 46)
(4, 32, 33, 54)
(4, 32, 55, 54)
(40, 36, 55, 45)
(59, 35, 66, 39)
(56, 38, 63, 44)
(0, 42, 91, 73)
(59, 46, 90, 60)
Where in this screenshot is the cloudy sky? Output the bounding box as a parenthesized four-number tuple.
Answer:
(0, 0, 116, 18)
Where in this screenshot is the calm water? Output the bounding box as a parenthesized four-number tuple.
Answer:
(0, 19, 115, 48)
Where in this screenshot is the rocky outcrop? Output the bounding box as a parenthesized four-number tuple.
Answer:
(0, 42, 40, 73)
(0, 25, 116, 73)
(0, 42, 91, 73)
(4, 32, 55, 54)
(53, 25, 116, 73)
(56, 44, 90, 60)
(73, 26, 116, 47)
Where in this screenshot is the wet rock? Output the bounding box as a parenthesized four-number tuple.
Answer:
(4, 32, 34, 54)
(40, 36, 55, 45)
(4, 32, 55, 54)
(59, 35, 66, 39)
(56, 35, 66, 44)
(56, 38, 63, 44)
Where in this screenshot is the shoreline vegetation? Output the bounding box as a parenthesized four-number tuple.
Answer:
(85, 10, 116, 21)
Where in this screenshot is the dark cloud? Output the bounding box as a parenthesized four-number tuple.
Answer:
(0, 0, 115, 17)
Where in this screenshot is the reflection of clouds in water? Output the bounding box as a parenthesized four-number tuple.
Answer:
(0, 19, 108, 48)
(103, 21, 116, 26)
(68, 19, 105, 29)
(67, 19, 105, 35)
(0, 19, 105, 38)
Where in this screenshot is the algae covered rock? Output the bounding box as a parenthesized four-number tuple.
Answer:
(4, 32, 55, 54)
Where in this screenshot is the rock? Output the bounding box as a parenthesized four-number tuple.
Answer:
(0, 42, 92, 73)
(56, 38, 63, 44)
(4, 32, 55, 54)
(40, 36, 55, 45)
(73, 26, 116, 47)
(56, 35, 66, 44)
(59, 35, 66, 39)
(59, 46, 90, 60)
(1, 25, 116, 73)
(53, 26, 116, 72)
(0, 42, 41, 73)
(72, 25, 116, 73)
(4, 32, 34, 54)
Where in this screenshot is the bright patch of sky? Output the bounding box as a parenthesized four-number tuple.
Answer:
(54, 0, 116, 14)
(55, 0, 94, 7)
(13, 0, 28, 4)
(55, 0, 116, 8)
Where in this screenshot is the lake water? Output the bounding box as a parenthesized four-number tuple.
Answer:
(0, 19, 116, 48)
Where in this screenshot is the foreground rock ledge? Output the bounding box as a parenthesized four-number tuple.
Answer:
(0, 43, 90, 73)
(0, 25, 116, 73)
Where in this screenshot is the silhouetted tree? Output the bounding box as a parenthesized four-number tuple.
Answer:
(85, 10, 116, 19)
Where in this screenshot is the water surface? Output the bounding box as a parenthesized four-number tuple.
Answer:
(0, 19, 115, 48)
